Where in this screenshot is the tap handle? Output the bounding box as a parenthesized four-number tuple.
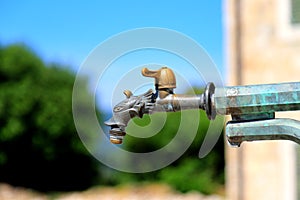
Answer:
(141, 67, 176, 89)
(141, 68, 159, 78)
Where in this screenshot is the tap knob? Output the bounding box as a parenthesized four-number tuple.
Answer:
(141, 67, 176, 90)
(142, 67, 177, 99)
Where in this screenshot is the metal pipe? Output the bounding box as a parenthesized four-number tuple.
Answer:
(226, 118, 300, 147)
(152, 94, 203, 113)
(214, 82, 300, 116)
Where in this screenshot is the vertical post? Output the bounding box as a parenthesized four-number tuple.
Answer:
(234, 0, 244, 199)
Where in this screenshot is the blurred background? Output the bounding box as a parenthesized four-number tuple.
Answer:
(0, 1, 225, 199)
(0, 0, 300, 200)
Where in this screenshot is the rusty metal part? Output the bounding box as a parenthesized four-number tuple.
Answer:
(214, 82, 300, 116)
(214, 82, 300, 146)
(226, 118, 300, 147)
(214, 81, 300, 147)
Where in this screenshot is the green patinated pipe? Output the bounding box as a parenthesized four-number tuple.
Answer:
(226, 118, 300, 147)
(214, 82, 300, 118)
(212, 81, 300, 146)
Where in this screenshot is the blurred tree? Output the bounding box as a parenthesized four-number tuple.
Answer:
(0, 44, 100, 192)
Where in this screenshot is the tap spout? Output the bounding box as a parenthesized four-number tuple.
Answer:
(104, 92, 204, 144)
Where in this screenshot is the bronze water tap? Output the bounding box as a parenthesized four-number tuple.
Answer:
(105, 67, 207, 144)
(105, 67, 300, 146)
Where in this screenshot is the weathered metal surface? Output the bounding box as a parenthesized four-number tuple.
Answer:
(104, 90, 202, 144)
(226, 118, 300, 147)
(216, 82, 300, 147)
(214, 82, 300, 116)
(152, 94, 202, 113)
(231, 112, 275, 121)
(104, 89, 153, 144)
(105, 92, 202, 142)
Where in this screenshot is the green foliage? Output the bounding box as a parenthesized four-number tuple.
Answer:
(159, 158, 221, 194)
(0, 44, 99, 192)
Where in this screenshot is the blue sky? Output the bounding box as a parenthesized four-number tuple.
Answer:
(1, 1, 224, 110)
(0, 1, 223, 71)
